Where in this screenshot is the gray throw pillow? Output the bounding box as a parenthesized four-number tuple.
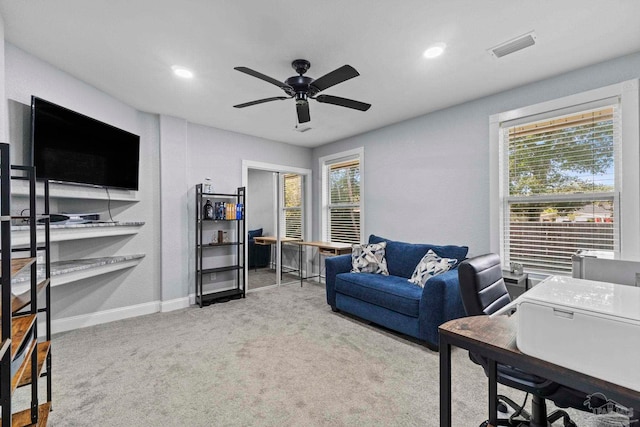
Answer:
(408, 249, 457, 287)
(351, 242, 389, 275)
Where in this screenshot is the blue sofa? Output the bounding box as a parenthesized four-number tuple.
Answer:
(325, 235, 468, 350)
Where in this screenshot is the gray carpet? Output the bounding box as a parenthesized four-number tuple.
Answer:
(248, 268, 300, 290)
(17, 281, 596, 426)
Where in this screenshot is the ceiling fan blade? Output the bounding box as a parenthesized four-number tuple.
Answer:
(310, 65, 360, 93)
(296, 101, 311, 123)
(234, 66, 291, 90)
(233, 97, 290, 108)
(315, 95, 371, 111)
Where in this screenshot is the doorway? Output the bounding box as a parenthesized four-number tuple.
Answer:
(243, 161, 311, 291)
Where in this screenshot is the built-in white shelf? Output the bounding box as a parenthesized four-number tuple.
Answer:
(11, 254, 145, 290)
(11, 180, 139, 201)
(12, 221, 145, 246)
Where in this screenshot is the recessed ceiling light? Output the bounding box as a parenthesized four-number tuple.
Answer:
(172, 66, 194, 79)
(423, 43, 446, 59)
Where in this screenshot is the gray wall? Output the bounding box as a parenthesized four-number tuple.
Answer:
(4, 43, 162, 321)
(166, 117, 311, 300)
(2, 40, 313, 323)
(312, 52, 640, 257)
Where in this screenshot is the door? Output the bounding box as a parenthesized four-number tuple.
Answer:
(243, 161, 311, 290)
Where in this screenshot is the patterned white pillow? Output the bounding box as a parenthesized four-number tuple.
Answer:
(408, 249, 457, 287)
(351, 242, 389, 275)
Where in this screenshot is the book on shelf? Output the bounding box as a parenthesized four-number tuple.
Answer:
(211, 201, 244, 220)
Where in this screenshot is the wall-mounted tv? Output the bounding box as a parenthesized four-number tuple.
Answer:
(31, 96, 140, 190)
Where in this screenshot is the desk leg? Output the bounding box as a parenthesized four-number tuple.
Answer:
(299, 244, 303, 287)
(439, 337, 452, 427)
(488, 359, 498, 426)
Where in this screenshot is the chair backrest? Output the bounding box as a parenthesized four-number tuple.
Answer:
(458, 253, 511, 315)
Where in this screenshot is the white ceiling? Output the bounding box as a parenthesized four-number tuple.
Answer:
(1, 1, 639, 148)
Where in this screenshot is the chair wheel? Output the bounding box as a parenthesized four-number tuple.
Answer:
(479, 421, 491, 427)
(497, 401, 508, 413)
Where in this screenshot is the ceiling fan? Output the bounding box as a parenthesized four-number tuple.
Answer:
(233, 59, 371, 124)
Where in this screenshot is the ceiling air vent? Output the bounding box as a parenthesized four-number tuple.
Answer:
(489, 31, 537, 58)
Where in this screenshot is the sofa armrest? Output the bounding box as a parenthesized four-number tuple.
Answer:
(418, 269, 466, 349)
(325, 254, 352, 308)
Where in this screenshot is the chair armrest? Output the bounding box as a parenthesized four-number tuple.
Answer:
(418, 269, 466, 349)
(325, 254, 352, 307)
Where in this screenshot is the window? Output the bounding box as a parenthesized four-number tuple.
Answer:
(502, 106, 619, 274)
(491, 79, 639, 276)
(283, 173, 303, 239)
(320, 148, 363, 244)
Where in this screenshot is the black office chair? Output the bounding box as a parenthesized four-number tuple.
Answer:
(457, 254, 589, 427)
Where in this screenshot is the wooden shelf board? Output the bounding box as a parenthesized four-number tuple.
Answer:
(10, 314, 36, 358)
(17, 341, 50, 388)
(3, 401, 51, 427)
(0, 258, 36, 280)
(0, 338, 11, 360)
(11, 339, 36, 393)
(8, 279, 50, 314)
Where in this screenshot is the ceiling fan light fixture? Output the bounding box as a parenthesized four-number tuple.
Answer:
(171, 65, 194, 79)
(423, 43, 446, 59)
(233, 60, 371, 124)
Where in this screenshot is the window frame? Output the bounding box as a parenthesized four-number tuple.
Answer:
(490, 79, 639, 277)
(319, 147, 365, 244)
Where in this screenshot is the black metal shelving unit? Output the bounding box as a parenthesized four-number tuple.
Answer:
(0, 143, 13, 427)
(0, 143, 52, 426)
(195, 185, 246, 307)
(10, 164, 52, 426)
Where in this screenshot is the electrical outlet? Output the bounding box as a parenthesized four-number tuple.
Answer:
(210, 273, 216, 280)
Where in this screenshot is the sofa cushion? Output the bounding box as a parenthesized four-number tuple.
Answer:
(369, 235, 468, 278)
(351, 242, 389, 275)
(408, 249, 458, 287)
(335, 272, 422, 318)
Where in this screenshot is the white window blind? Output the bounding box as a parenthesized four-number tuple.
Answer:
(501, 105, 620, 274)
(328, 159, 361, 244)
(283, 173, 302, 239)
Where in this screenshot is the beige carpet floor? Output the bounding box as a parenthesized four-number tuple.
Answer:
(15, 281, 599, 426)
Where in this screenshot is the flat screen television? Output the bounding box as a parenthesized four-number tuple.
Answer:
(31, 96, 140, 190)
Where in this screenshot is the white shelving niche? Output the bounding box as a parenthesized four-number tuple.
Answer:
(11, 182, 145, 288)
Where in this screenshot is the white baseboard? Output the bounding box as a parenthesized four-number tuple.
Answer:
(48, 300, 161, 335)
(161, 296, 191, 312)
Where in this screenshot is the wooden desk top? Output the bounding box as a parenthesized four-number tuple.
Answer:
(252, 238, 351, 254)
(294, 241, 352, 252)
(253, 236, 302, 245)
(440, 314, 519, 355)
(440, 315, 640, 409)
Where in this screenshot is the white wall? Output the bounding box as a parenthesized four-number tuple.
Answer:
(4, 43, 162, 322)
(312, 52, 640, 257)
